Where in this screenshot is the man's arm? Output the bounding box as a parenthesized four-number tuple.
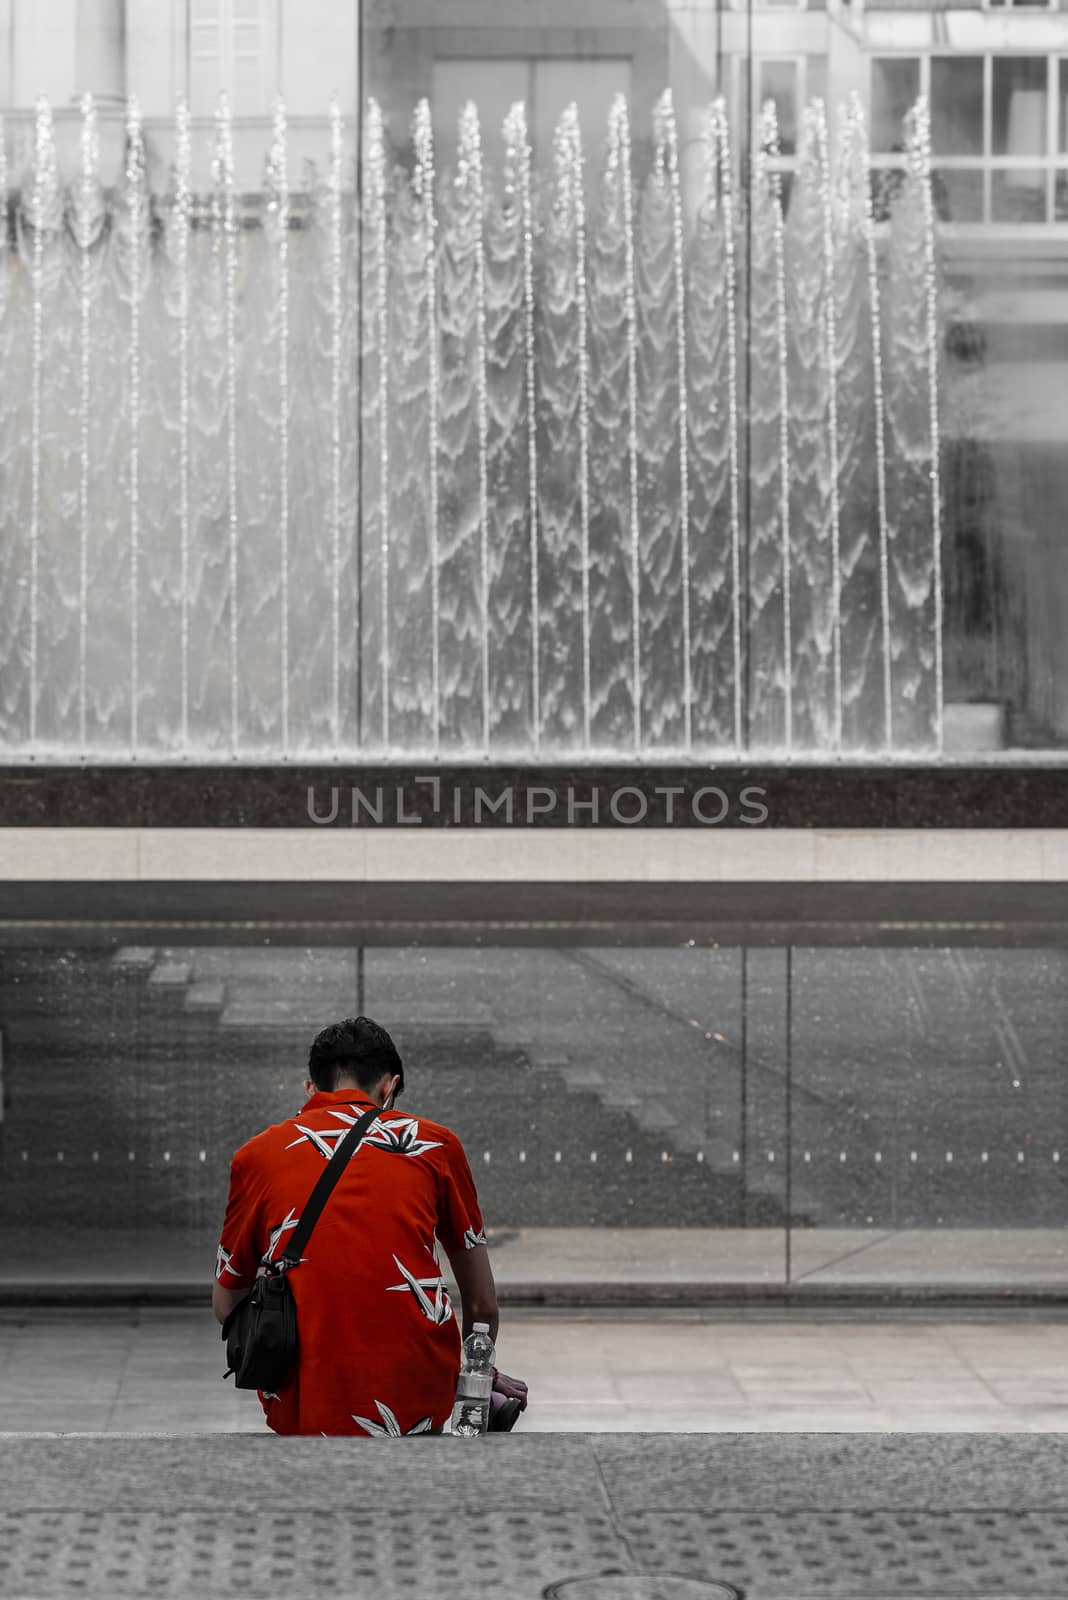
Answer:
(212, 1282, 247, 1326)
(447, 1242, 499, 1342)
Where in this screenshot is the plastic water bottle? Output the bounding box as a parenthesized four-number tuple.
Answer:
(451, 1322, 495, 1436)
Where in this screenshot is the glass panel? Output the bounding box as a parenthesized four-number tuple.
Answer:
(531, 58, 633, 167)
(992, 57, 1048, 158)
(1055, 167, 1068, 218)
(790, 947, 1068, 1289)
(932, 167, 985, 222)
(991, 167, 1048, 222)
(1058, 60, 1068, 153)
(758, 59, 800, 155)
(0, 939, 764, 1292)
(931, 57, 985, 155)
(871, 57, 920, 153)
(430, 59, 531, 163)
(8, 932, 1067, 1296)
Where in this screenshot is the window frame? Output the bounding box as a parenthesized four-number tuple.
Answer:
(734, 51, 808, 175)
(983, 0, 1055, 13)
(869, 48, 1068, 230)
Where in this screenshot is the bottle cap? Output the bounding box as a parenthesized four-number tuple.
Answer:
(472, 1321, 490, 1333)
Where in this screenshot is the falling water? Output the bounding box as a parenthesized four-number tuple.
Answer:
(329, 102, 344, 751)
(505, 103, 539, 751)
(266, 99, 289, 752)
(463, 105, 491, 752)
(409, 100, 439, 751)
(438, 101, 492, 752)
(814, 102, 843, 751)
(125, 97, 147, 753)
(0, 90, 946, 763)
(27, 99, 57, 746)
(555, 104, 592, 749)
(843, 92, 892, 750)
(885, 98, 943, 750)
(368, 97, 391, 751)
(713, 101, 744, 753)
(174, 100, 192, 750)
(605, 95, 642, 750)
(757, 102, 793, 752)
(656, 91, 692, 752)
(362, 100, 388, 748)
(361, 100, 388, 747)
(76, 95, 99, 749)
(212, 96, 238, 754)
(915, 99, 944, 755)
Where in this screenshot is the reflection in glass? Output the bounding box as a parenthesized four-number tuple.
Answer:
(758, 60, 800, 156)
(931, 57, 984, 155)
(993, 57, 1048, 157)
(1054, 168, 1068, 219)
(2, 936, 1066, 1291)
(992, 168, 1047, 223)
(871, 58, 920, 153)
(932, 167, 984, 222)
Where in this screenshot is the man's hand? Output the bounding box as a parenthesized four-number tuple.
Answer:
(492, 1368, 528, 1411)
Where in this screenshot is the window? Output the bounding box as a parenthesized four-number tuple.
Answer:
(870, 52, 1068, 225)
(189, 0, 274, 118)
(871, 57, 920, 154)
(931, 57, 985, 156)
(758, 59, 802, 157)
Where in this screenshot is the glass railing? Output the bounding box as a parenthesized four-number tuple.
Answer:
(2, 930, 1064, 1295)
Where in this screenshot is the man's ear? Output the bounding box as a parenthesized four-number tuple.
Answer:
(303, 1078, 315, 1097)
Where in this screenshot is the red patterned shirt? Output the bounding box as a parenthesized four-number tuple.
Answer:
(215, 1088, 487, 1436)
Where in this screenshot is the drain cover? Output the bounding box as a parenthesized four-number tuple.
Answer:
(544, 1578, 742, 1600)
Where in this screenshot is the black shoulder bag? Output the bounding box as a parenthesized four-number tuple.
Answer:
(222, 1101, 381, 1391)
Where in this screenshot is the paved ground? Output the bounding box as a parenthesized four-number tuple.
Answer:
(3, 1225, 1068, 1301)
(2, 1306, 1068, 1434)
(3, 1432, 1068, 1598)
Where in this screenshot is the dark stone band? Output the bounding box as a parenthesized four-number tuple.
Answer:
(3, 880, 1068, 945)
(0, 763, 1065, 828)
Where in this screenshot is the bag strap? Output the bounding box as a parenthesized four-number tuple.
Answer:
(271, 1100, 381, 1272)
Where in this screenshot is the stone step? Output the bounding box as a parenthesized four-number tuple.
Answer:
(110, 947, 158, 972)
(559, 1066, 604, 1091)
(147, 962, 193, 991)
(631, 1104, 680, 1134)
(183, 981, 226, 1015)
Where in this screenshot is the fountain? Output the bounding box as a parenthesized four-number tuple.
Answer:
(0, 89, 943, 761)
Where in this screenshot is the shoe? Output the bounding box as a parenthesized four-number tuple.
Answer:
(488, 1396, 522, 1433)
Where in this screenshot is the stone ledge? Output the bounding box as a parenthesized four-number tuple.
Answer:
(0, 762, 1065, 828)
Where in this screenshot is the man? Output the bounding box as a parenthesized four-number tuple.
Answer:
(212, 1015, 527, 1435)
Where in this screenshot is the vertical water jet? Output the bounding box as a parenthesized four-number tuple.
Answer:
(174, 99, 192, 752)
(212, 94, 238, 754)
(125, 96, 147, 755)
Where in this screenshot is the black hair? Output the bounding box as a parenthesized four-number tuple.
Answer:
(307, 1016, 404, 1096)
